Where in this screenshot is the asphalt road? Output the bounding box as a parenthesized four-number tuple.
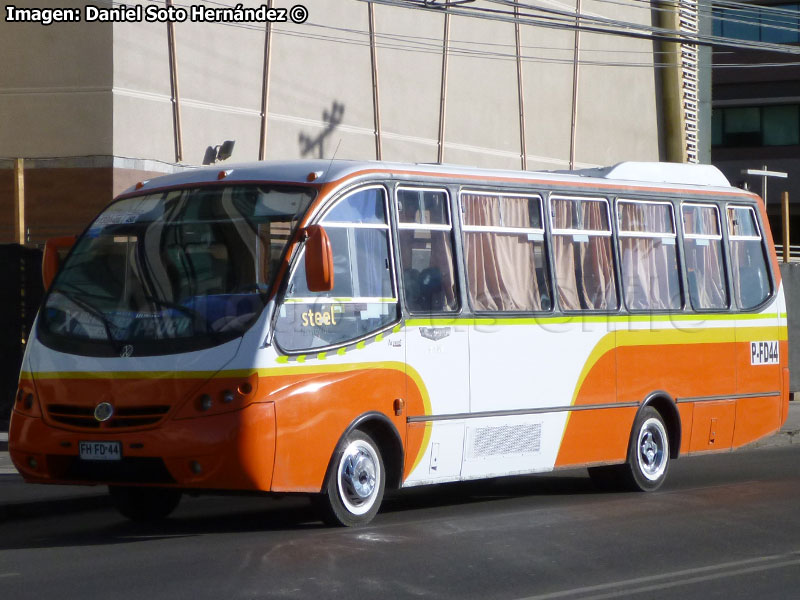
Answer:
(1, 446, 799, 600)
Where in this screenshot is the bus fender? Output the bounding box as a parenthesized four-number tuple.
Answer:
(638, 391, 681, 459)
(322, 411, 405, 491)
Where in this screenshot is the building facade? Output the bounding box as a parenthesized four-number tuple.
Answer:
(1, 0, 701, 245)
(711, 0, 800, 233)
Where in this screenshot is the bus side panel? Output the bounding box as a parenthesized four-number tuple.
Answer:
(616, 335, 736, 456)
(730, 196, 786, 447)
(556, 350, 631, 467)
(689, 400, 736, 452)
(678, 402, 694, 454)
(617, 339, 736, 402)
(732, 310, 784, 448)
(268, 367, 412, 493)
(732, 395, 782, 448)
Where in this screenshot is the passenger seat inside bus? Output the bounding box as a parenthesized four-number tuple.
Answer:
(403, 267, 447, 312)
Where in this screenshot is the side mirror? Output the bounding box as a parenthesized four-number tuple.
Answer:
(42, 236, 76, 290)
(304, 225, 334, 292)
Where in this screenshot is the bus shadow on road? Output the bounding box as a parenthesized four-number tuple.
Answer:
(0, 471, 602, 550)
(382, 471, 597, 516)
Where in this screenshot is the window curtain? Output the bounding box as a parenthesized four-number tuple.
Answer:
(430, 230, 458, 308)
(463, 194, 542, 311)
(619, 203, 680, 310)
(582, 201, 617, 309)
(553, 199, 617, 310)
(354, 228, 391, 298)
(553, 199, 581, 310)
(684, 206, 727, 309)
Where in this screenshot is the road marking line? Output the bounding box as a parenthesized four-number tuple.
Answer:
(516, 552, 800, 600)
(0, 573, 21, 578)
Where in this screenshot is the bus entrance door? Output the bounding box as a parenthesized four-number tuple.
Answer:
(404, 321, 469, 485)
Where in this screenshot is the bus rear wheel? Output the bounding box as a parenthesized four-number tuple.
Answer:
(316, 430, 385, 527)
(109, 486, 182, 522)
(628, 407, 670, 491)
(589, 407, 670, 492)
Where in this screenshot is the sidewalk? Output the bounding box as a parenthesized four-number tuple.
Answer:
(1, 403, 799, 520)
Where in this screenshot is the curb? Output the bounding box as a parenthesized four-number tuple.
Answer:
(749, 428, 798, 449)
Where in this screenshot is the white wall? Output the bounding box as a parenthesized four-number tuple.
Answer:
(0, 0, 112, 157)
(0, 0, 665, 170)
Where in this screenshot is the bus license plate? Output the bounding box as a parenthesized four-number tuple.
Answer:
(79, 441, 122, 461)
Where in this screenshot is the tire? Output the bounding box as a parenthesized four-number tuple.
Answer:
(316, 430, 385, 527)
(109, 486, 182, 522)
(589, 407, 670, 492)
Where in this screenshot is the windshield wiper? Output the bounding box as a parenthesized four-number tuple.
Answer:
(49, 287, 123, 353)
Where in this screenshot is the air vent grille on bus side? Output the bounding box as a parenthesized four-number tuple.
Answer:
(469, 423, 543, 459)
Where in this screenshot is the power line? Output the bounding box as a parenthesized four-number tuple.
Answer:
(84, 0, 800, 68)
(363, 0, 800, 55)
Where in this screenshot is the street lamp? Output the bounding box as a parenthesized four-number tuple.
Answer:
(741, 165, 788, 205)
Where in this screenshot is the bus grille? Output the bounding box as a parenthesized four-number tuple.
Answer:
(46, 404, 171, 430)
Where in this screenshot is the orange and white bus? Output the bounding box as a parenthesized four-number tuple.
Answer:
(9, 160, 789, 526)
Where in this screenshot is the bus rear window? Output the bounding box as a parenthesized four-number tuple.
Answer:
(727, 205, 771, 309)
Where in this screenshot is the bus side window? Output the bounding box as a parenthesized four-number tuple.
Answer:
(551, 196, 618, 311)
(682, 203, 728, 310)
(461, 192, 551, 312)
(397, 188, 459, 313)
(617, 200, 682, 311)
(727, 205, 771, 309)
(274, 187, 399, 352)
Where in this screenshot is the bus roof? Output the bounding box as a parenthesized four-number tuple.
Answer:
(120, 160, 738, 198)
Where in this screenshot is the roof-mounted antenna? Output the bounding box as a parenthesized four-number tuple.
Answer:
(324, 138, 342, 180)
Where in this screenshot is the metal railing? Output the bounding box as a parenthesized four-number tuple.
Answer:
(775, 244, 800, 263)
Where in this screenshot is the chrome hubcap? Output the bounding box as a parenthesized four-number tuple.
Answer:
(337, 440, 380, 515)
(637, 418, 668, 481)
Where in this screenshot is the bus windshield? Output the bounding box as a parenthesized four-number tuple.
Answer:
(39, 184, 315, 356)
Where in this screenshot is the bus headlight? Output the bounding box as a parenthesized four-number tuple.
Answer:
(14, 385, 41, 418)
(175, 373, 259, 419)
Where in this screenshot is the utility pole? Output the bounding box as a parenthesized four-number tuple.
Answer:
(14, 158, 25, 245)
(782, 191, 791, 263)
(166, 0, 183, 163)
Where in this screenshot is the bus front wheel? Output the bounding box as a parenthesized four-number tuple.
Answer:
(317, 430, 385, 527)
(109, 486, 182, 521)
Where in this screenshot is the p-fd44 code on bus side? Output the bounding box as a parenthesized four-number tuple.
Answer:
(751, 341, 779, 365)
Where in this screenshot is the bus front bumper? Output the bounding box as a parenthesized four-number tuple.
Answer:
(8, 402, 276, 491)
